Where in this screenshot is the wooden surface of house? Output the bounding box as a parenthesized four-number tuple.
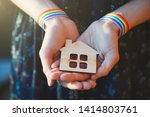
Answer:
(59, 40, 98, 73)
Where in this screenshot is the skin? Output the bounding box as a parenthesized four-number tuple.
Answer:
(11, 0, 150, 90)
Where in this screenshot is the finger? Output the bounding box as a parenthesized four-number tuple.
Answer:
(40, 21, 67, 86)
(39, 51, 53, 78)
(47, 76, 55, 87)
(47, 72, 61, 86)
(87, 79, 97, 89)
(60, 72, 90, 82)
(39, 51, 57, 86)
(48, 68, 63, 81)
(60, 81, 83, 90)
(59, 79, 96, 90)
(82, 81, 92, 90)
(51, 60, 60, 69)
(47, 67, 65, 86)
(80, 79, 96, 90)
(91, 51, 119, 80)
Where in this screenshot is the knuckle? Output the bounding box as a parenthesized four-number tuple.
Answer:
(42, 68, 48, 76)
(39, 50, 44, 58)
(42, 69, 46, 74)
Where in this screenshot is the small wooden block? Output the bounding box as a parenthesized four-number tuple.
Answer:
(59, 40, 98, 73)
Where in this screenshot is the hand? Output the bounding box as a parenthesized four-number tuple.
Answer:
(60, 19, 120, 83)
(80, 20, 120, 80)
(39, 16, 79, 86)
(39, 16, 96, 89)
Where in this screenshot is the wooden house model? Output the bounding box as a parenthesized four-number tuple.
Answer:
(59, 40, 98, 73)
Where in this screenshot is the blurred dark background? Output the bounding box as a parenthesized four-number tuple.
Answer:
(0, 1, 17, 99)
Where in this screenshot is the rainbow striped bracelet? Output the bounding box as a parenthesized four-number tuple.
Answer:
(37, 8, 67, 30)
(100, 12, 129, 36)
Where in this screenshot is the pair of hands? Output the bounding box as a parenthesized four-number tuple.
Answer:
(39, 16, 120, 90)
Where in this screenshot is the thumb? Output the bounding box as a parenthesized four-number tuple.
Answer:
(92, 51, 119, 80)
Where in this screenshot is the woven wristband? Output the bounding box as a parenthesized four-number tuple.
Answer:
(100, 12, 129, 36)
(37, 8, 67, 30)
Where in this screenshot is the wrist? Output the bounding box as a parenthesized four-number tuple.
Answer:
(44, 16, 69, 30)
(99, 19, 120, 36)
(37, 8, 67, 30)
(100, 12, 129, 37)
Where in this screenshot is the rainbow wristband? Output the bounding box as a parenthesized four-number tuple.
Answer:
(100, 12, 129, 36)
(37, 8, 67, 30)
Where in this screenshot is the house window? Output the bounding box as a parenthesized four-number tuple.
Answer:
(69, 54, 88, 69)
(70, 54, 78, 60)
(80, 55, 88, 61)
(69, 54, 78, 68)
(69, 62, 77, 68)
(80, 62, 87, 69)
(79, 55, 88, 69)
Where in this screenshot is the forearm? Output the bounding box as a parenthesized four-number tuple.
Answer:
(10, 0, 59, 21)
(114, 0, 150, 30)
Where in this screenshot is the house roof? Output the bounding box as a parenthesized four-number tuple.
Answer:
(60, 40, 98, 54)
